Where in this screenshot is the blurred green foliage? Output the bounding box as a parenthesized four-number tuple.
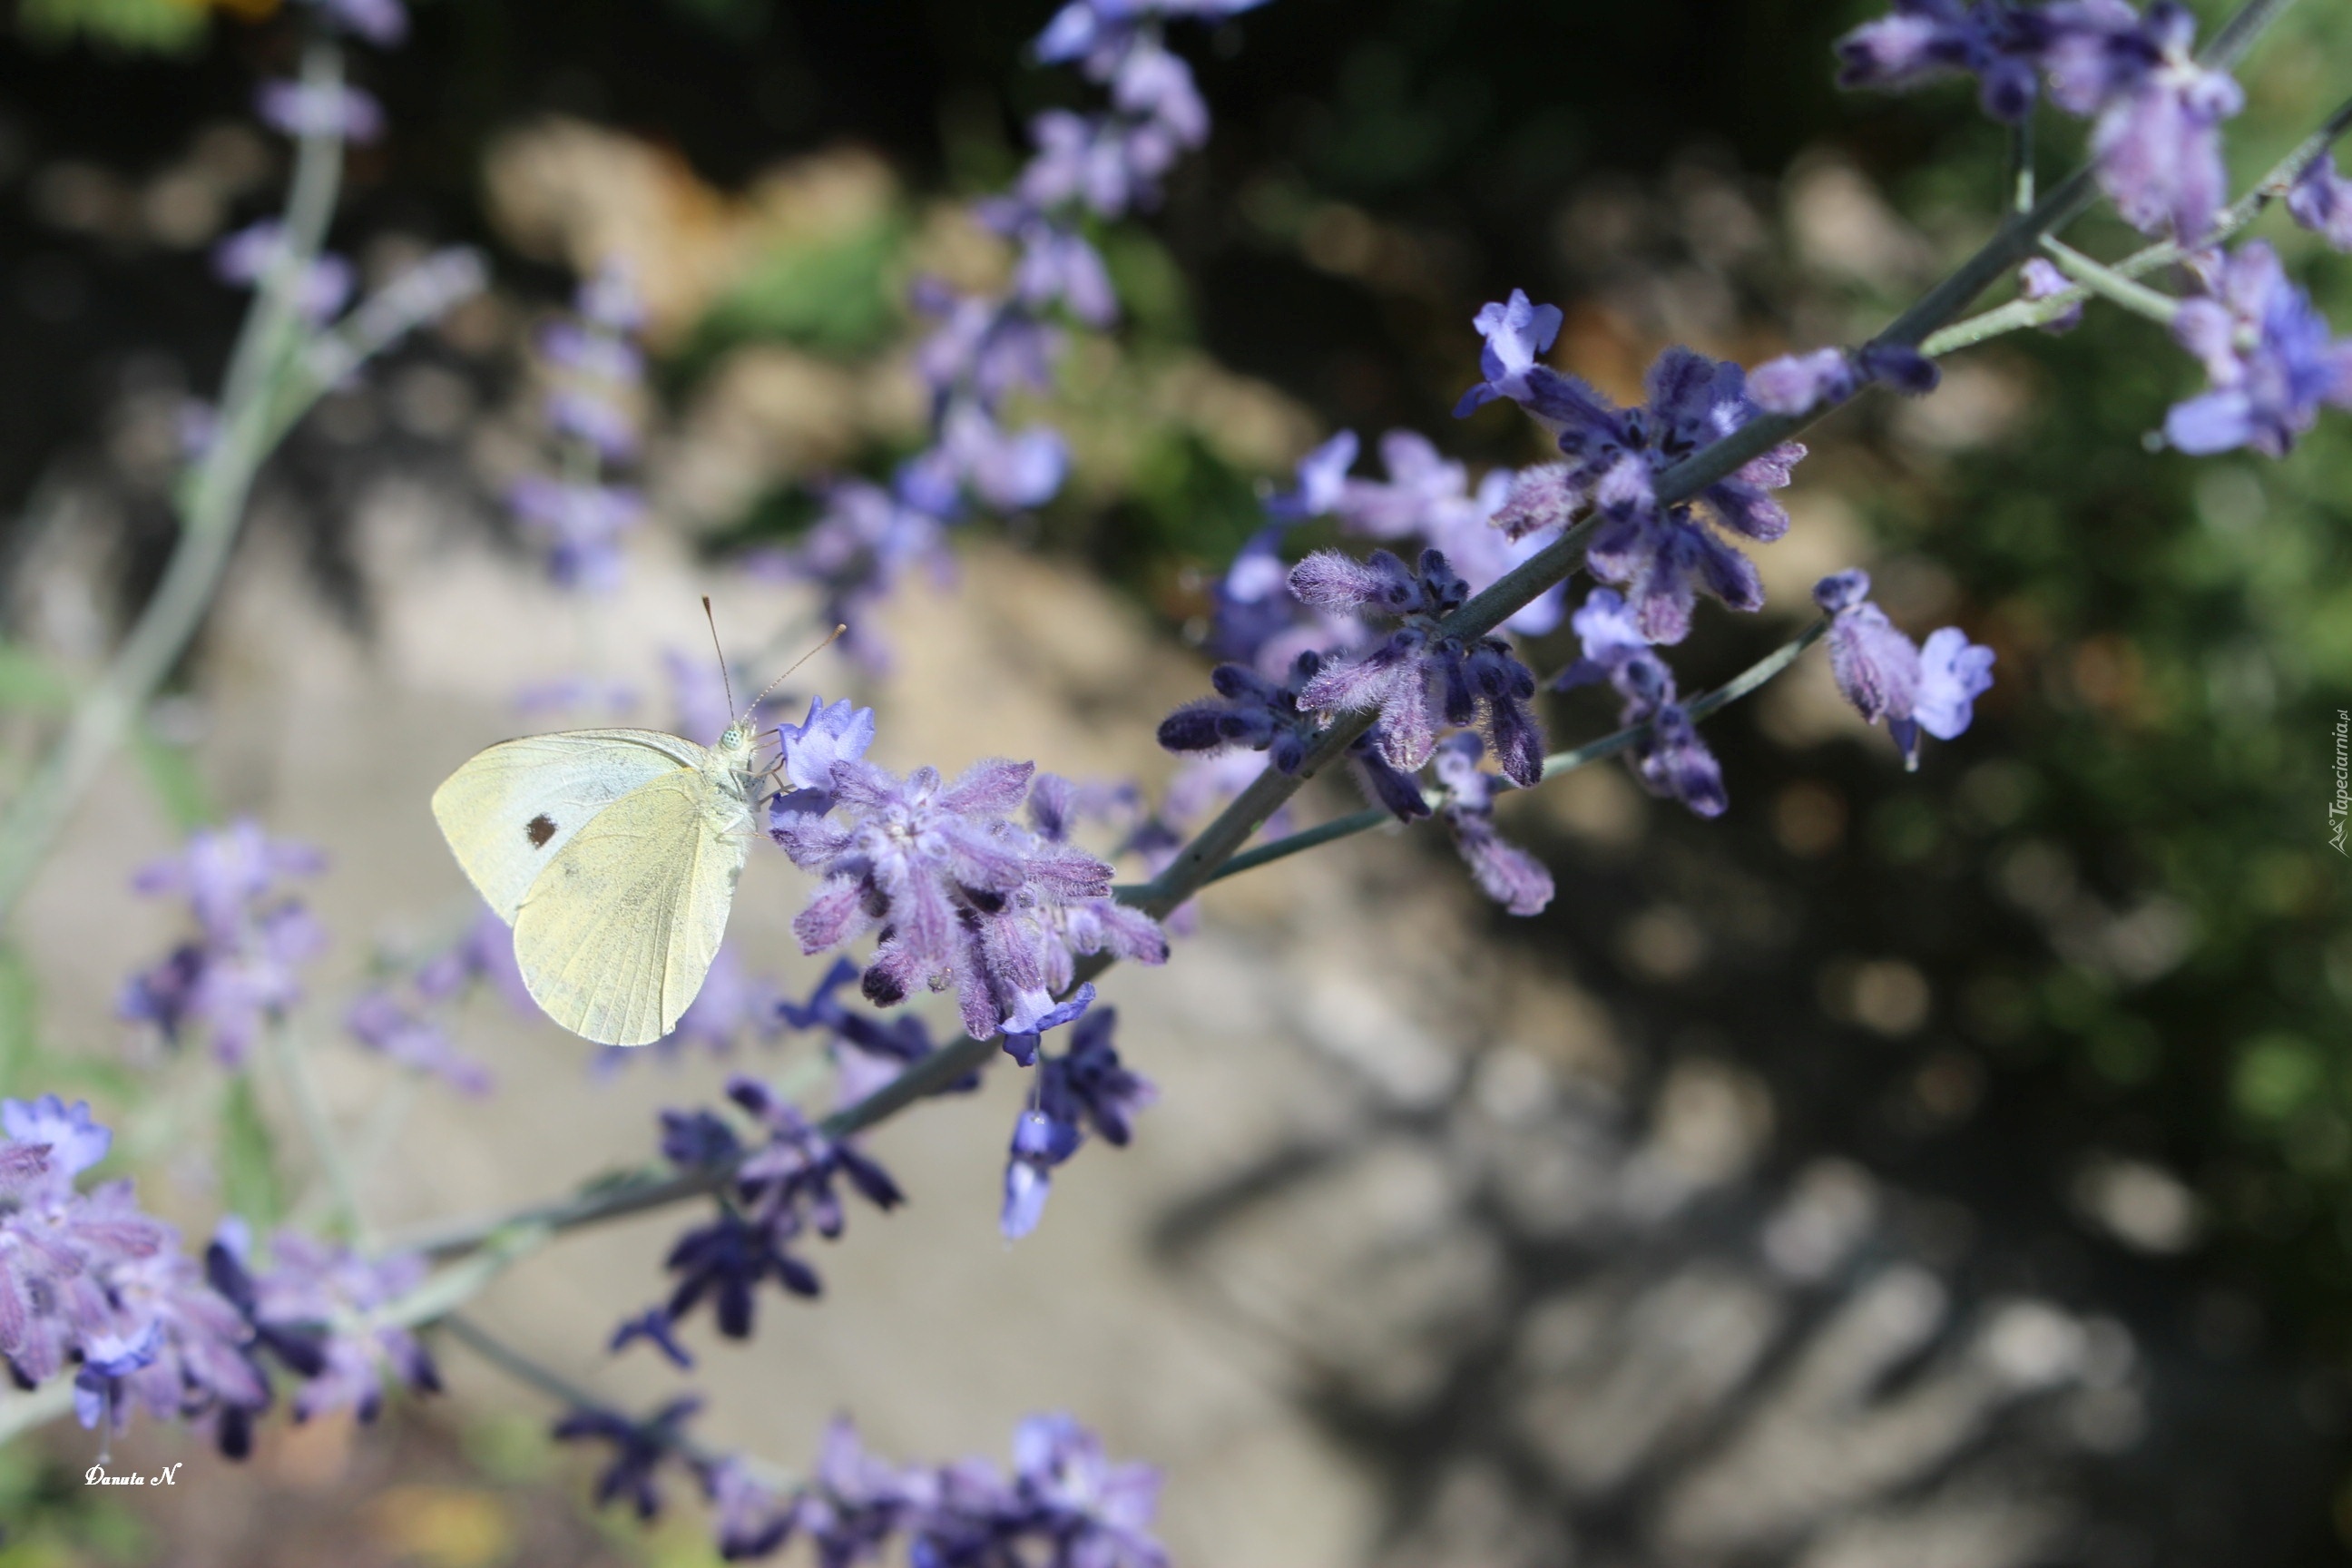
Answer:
(13, 0, 209, 55)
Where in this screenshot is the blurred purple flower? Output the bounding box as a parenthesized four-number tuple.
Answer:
(554, 1397, 703, 1520)
(509, 476, 643, 593)
(120, 820, 328, 1067)
(211, 221, 354, 323)
(2165, 241, 2352, 458)
(256, 80, 385, 143)
(346, 992, 494, 1096)
(2289, 153, 2352, 251)
(308, 0, 408, 46)
(2018, 257, 2084, 333)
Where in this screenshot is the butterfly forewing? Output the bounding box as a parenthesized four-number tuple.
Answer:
(431, 729, 707, 921)
(509, 768, 751, 1047)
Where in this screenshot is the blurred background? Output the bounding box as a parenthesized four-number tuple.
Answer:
(1, 0, 2350, 1563)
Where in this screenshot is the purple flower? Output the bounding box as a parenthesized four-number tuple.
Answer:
(934, 403, 1070, 512)
(1289, 548, 1544, 785)
(611, 1308, 695, 1369)
(1032, 0, 1269, 67)
(1, 1095, 112, 1191)
(1001, 1004, 1155, 1239)
(131, 818, 324, 944)
(1455, 289, 1567, 416)
(1006, 1413, 1169, 1568)
(554, 1397, 702, 1520)
(2042, 0, 2240, 240)
(243, 1231, 438, 1423)
(308, 0, 408, 45)
(1816, 569, 1922, 724)
(646, 1077, 902, 1342)
(2289, 153, 2352, 251)
(211, 222, 355, 323)
(1748, 342, 1939, 416)
(1556, 593, 1727, 818)
(1813, 571, 1997, 768)
(743, 480, 953, 673)
(775, 756, 1129, 1040)
(121, 821, 328, 1067)
(1157, 650, 1327, 774)
(1834, 0, 2053, 122)
(2165, 241, 2352, 458)
(777, 958, 975, 1108)
(1465, 318, 1805, 644)
(704, 1456, 797, 1561)
(1268, 429, 1360, 522)
(509, 476, 643, 593)
(414, 909, 534, 1014)
(346, 991, 494, 1096)
(2018, 257, 2084, 333)
(792, 1417, 909, 1568)
(1430, 735, 1553, 916)
(1012, 221, 1120, 328)
(256, 80, 386, 143)
(912, 282, 1062, 411)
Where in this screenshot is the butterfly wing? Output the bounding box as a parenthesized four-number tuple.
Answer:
(431, 729, 707, 921)
(510, 768, 751, 1047)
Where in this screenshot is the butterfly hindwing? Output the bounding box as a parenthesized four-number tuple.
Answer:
(510, 768, 751, 1047)
(431, 729, 707, 921)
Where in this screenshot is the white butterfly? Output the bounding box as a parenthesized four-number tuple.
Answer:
(431, 615, 837, 1048)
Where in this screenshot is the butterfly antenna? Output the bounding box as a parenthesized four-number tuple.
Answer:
(702, 596, 737, 717)
(741, 622, 848, 723)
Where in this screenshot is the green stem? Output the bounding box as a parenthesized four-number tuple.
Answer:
(2039, 236, 2182, 328)
(0, 40, 348, 923)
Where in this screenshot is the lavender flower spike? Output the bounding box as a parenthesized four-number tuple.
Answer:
(1431, 735, 1553, 916)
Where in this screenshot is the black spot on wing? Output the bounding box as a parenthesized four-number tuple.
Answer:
(526, 814, 557, 848)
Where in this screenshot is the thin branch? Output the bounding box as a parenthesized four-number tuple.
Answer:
(1923, 89, 2352, 357)
(2039, 236, 2181, 326)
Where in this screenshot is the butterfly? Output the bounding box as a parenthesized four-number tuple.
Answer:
(430, 612, 838, 1047)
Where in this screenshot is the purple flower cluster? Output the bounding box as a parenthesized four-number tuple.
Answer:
(256, 79, 386, 144)
(1555, 588, 1728, 818)
(2288, 153, 2352, 251)
(345, 911, 525, 1096)
(512, 264, 649, 593)
(632, 1076, 903, 1349)
(2163, 241, 2352, 459)
(1838, 0, 2243, 240)
(119, 819, 328, 1067)
(1000, 1003, 1157, 1239)
(1814, 570, 1997, 769)
(0, 1096, 435, 1457)
(1463, 292, 1807, 646)
(213, 220, 355, 325)
(1289, 547, 1545, 788)
(771, 710, 1166, 1040)
(759, 4, 1247, 668)
(208, 1220, 440, 1425)
(554, 1406, 1168, 1568)
(1270, 429, 1570, 636)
